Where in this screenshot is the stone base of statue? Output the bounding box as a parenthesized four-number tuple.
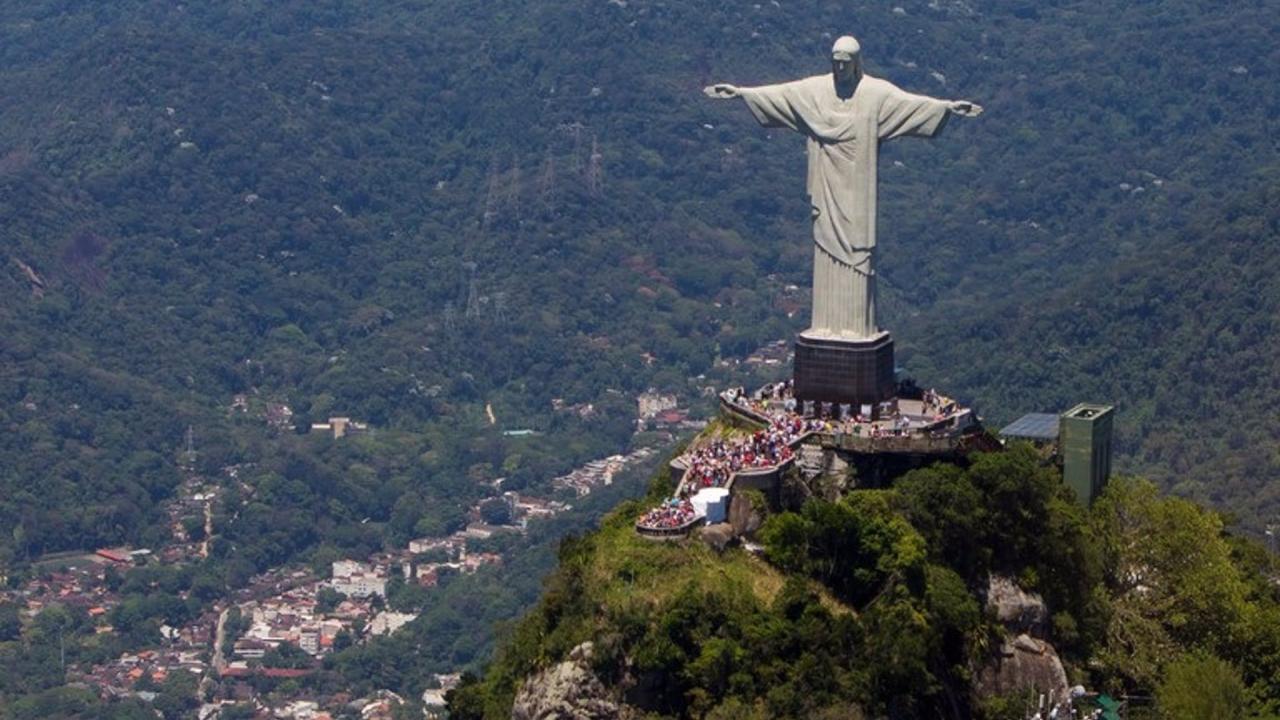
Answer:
(793, 331, 896, 412)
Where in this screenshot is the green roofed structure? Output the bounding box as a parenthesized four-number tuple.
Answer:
(1060, 403, 1115, 505)
(1095, 694, 1122, 720)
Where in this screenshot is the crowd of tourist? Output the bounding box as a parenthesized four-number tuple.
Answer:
(636, 497, 698, 530)
(637, 405, 818, 532)
(682, 419, 809, 489)
(637, 382, 971, 533)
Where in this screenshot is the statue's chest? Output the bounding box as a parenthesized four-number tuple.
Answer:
(814, 95, 872, 143)
(825, 98, 861, 122)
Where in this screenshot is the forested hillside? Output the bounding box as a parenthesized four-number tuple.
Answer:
(450, 454, 1280, 719)
(902, 176, 1280, 531)
(2, 0, 1276, 554)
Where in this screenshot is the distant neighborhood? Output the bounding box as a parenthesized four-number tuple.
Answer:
(2, 387, 684, 718)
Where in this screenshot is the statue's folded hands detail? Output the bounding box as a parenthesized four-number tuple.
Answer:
(706, 35, 982, 410)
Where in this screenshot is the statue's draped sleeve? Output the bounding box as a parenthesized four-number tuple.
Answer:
(731, 75, 954, 271)
(721, 72, 961, 338)
(877, 86, 951, 140)
(738, 79, 816, 134)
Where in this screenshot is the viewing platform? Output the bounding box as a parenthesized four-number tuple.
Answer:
(636, 381, 990, 538)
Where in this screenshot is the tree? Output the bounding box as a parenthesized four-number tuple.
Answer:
(479, 498, 512, 526)
(316, 587, 344, 614)
(189, 572, 223, 603)
(895, 463, 989, 579)
(219, 704, 257, 720)
(760, 492, 925, 608)
(389, 580, 430, 613)
(409, 495, 470, 539)
(759, 512, 810, 574)
(333, 629, 354, 652)
(1092, 478, 1249, 689)
(103, 565, 123, 592)
(181, 515, 206, 543)
(154, 670, 199, 720)
(1156, 653, 1248, 720)
(0, 602, 21, 642)
(262, 642, 315, 670)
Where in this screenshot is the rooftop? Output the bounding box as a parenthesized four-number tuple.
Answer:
(999, 413, 1060, 441)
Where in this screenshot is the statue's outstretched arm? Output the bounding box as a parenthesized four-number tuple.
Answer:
(948, 100, 984, 117)
(703, 83, 740, 99)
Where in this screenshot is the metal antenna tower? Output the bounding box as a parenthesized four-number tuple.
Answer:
(586, 135, 604, 197)
(482, 154, 502, 231)
(443, 302, 457, 333)
(464, 261, 482, 319)
(508, 153, 522, 216)
(538, 148, 556, 201)
(492, 291, 508, 324)
(182, 425, 197, 467)
(565, 122, 585, 176)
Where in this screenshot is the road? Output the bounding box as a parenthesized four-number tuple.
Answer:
(211, 606, 230, 674)
(200, 499, 213, 559)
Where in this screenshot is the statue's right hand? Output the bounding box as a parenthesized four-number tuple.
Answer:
(703, 83, 740, 99)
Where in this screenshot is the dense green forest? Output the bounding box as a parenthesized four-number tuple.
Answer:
(1, 0, 1275, 559)
(2, 0, 1276, 554)
(902, 176, 1280, 532)
(450, 450, 1280, 719)
(0, 0, 1277, 710)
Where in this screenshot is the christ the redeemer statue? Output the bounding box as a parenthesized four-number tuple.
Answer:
(706, 35, 982, 341)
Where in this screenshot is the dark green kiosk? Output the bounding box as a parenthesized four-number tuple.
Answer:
(1059, 403, 1115, 506)
(999, 403, 1116, 505)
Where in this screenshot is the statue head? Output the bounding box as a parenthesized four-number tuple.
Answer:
(831, 35, 862, 85)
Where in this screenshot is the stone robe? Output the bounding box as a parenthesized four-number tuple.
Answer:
(739, 74, 950, 339)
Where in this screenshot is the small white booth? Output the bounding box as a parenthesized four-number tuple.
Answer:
(691, 488, 731, 525)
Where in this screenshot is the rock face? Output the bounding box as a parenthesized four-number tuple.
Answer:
(511, 643, 625, 720)
(973, 576, 1069, 706)
(696, 523, 736, 552)
(974, 633, 1070, 703)
(985, 574, 1050, 637)
(728, 493, 766, 538)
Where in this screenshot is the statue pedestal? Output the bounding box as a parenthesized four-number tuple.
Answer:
(793, 331, 896, 411)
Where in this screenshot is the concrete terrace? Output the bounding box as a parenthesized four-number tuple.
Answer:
(636, 382, 989, 538)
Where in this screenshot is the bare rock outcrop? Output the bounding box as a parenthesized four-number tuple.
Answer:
(973, 576, 1069, 706)
(697, 522, 736, 552)
(511, 642, 628, 720)
(728, 491, 766, 538)
(974, 633, 1069, 702)
(985, 574, 1049, 637)
(11, 257, 46, 298)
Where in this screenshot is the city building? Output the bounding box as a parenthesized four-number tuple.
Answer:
(311, 417, 370, 439)
(637, 389, 678, 419)
(331, 561, 387, 598)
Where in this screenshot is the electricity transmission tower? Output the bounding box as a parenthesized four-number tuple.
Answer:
(464, 262, 482, 319)
(538, 148, 556, 202)
(443, 302, 457, 333)
(508, 153, 522, 216)
(586, 135, 604, 197)
(482, 155, 502, 232)
(182, 425, 197, 468)
(493, 291, 508, 324)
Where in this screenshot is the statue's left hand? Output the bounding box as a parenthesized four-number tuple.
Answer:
(949, 100, 984, 117)
(703, 83, 740, 99)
